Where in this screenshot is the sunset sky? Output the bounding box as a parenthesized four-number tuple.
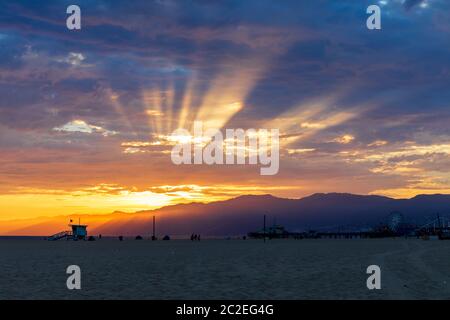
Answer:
(0, 0, 449, 222)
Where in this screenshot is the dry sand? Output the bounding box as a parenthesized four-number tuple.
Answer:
(0, 238, 449, 299)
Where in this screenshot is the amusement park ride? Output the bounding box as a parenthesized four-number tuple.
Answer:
(416, 214, 450, 240)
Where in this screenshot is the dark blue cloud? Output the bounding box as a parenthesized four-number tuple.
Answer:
(0, 0, 447, 150)
(0, 33, 26, 69)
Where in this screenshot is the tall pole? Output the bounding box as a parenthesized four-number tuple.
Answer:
(152, 215, 156, 240)
(263, 214, 266, 243)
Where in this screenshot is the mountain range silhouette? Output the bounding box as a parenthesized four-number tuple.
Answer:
(5, 193, 450, 236)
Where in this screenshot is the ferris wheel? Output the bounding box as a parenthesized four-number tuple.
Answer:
(387, 211, 404, 232)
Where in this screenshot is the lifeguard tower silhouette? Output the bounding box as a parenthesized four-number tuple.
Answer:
(48, 219, 88, 241)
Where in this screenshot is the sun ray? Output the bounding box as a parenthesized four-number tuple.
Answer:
(264, 87, 365, 147)
(163, 80, 175, 134)
(107, 88, 138, 137)
(178, 76, 196, 130)
(142, 87, 164, 137)
(194, 59, 267, 133)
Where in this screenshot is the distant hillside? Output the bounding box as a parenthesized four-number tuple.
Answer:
(4, 193, 450, 237)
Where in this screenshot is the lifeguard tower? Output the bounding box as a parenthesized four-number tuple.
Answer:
(70, 223, 88, 240)
(48, 219, 88, 241)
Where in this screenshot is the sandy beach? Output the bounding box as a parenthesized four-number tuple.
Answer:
(1, 238, 449, 300)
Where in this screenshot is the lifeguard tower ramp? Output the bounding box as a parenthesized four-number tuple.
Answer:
(47, 230, 73, 241)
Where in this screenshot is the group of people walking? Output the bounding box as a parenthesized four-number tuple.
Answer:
(190, 233, 201, 241)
